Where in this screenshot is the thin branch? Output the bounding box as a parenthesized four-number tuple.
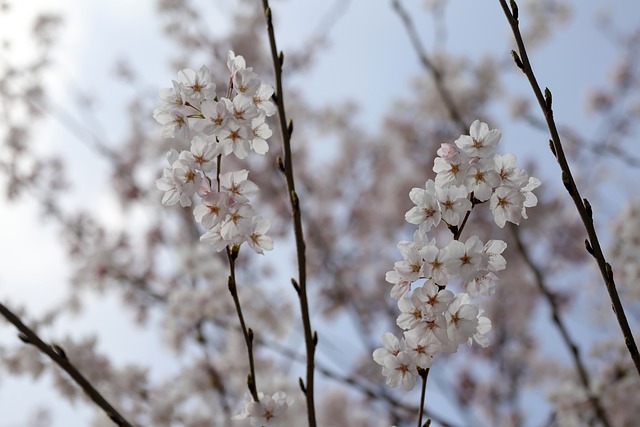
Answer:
(391, 0, 467, 131)
(509, 225, 612, 427)
(261, 2, 317, 426)
(498, 0, 640, 377)
(226, 246, 260, 402)
(0, 302, 134, 427)
(417, 368, 431, 427)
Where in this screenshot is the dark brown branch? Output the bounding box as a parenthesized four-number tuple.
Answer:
(498, 0, 640, 377)
(0, 302, 134, 427)
(261, 2, 317, 426)
(226, 246, 260, 402)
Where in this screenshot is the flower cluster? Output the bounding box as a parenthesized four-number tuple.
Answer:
(154, 52, 275, 254)
(374, 120, 540, 390)
(233, 392, 290, 427)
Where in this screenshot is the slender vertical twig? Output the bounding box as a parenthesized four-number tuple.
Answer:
(226, 246, 260, 402)
(417, 368, 431, 427)
(0, 302, 134, 427)
(261, 2, 317, 426)
(498, 0, 640, 377)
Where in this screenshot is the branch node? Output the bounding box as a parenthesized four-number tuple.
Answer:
(585, 239, 594, 256)
(561, 171, 571, 192)
(291, 278, 300, 294)
(52, 344, 68, 360)
(287, 119, 293, 136)
(549, 139, 557, 158)
(248, 328, 254, 343)
(510, 0, 519, 20)
(276, 155, 285, 173)
(298, 377, 306, 393)
(278, 51, 284, 66)
(265, 6, 272, 23)
(312, 331, 318, 346)
(605, 262, 614, 281)
(18, 332, 30, 344)
(544, 87, 553, 111)
(511, 50, 524, 71)
(290, 190, 299, 209)
(583, 198, 593, 218)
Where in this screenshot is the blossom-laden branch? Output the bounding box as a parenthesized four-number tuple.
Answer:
(0, 302, 134, 427)
(498, 0, 640, 377)
(375, 119, 540, 425)
(393, 2, 619, 424)
(261, 2, 318, 427)
(153, 50, 292, 423)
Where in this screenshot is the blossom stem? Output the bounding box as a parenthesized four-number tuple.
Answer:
(417, 368, 430, 427)
(0, 301, 134, 427)
(262, 2, 317, 426)
(498, 0, 640, 377)
(226, 245, 260, 401)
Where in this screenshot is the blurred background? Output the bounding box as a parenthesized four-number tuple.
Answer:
(1, 0, 640, 426)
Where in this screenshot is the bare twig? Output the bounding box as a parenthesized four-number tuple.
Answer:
(498, 0, 640, 377)
(0, 302, 134, 427)
(391, 0, 467, 130)
(261, 2, 317, 426)
(226, 246, 260, 402)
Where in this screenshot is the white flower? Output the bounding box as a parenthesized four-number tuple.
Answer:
(435, 184, 471, 226)
(373, 332, 402, 365)
(455, 119, 501, 158)
(220, 170, 259, 203)
(464, 157, 500, 202)
(404, 332, 440, 369)
(218, 120, 252, 159)
(247, 216, 273, 254)
(444, 236, 484, 282)
(177, 65, 216, 104)
(233, 391, 290, 427)
(419, 243, 449, 286)
(396, 293, 426, 331)
(416, 282, 454, 316)
(483, 239, 507, 272)
(227, 50, 247, 74)
(494, 153, 528, 187)
(490, 185, 526, 227)
(194, 192, 230, 229)
(433, 154, 470, 188)
(251, 116, 272, 155)
(184, 135, 218, 173)
(198, 99, 229, 136)
(153, 108, 191, 141)
(405, 180, 441, 232)
(381, 351, 418, 391)
(445, 293, 480, 346)
(521, 176, 541, 218)
(466, 272, 498, 297)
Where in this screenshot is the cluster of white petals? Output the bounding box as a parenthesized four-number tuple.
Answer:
(154, 51, 274, 254)
(375, 120, 539, 390)
(233, 391, 290, 427)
